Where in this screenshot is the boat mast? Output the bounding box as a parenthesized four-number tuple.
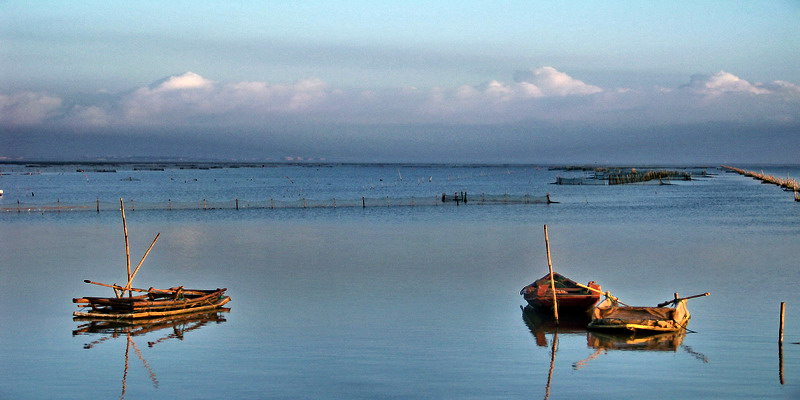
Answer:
(120, 198, 132, 297)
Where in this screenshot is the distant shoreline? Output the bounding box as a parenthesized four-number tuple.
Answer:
(0, 160, 730, 170)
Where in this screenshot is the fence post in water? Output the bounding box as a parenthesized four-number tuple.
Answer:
(96, 198, 100, 213)
(57, 199, 60, 213)
(362, 197, 365, 208)
(236, 198, 239, 210)
(17, 199, 20, 213)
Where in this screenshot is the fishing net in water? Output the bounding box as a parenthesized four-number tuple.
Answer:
(2, 193, 552, 213)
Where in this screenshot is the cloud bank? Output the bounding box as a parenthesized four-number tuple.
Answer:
(2, 67, 797, 129)
(2, 67, 799, 163)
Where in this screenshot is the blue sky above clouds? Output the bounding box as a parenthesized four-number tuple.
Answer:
(1, 1, 799, 163)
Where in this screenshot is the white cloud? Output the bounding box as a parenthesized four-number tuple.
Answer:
(151, 71, 214, 92)
(684, 71, 770, 95)
(514, 67, 603, 96)
(118, 73, 334, 124)
(417, 68, 604, 123)
(0, 92, 62, 125)
(762, 80, 800, 96)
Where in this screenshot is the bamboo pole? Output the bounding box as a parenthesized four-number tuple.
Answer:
(543, 225, 559, 324)
(124, 233, 160, 291)
(120, 198, 131, 295)
(574, 282, 627, 306)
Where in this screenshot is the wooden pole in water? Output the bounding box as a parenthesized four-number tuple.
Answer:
(779, 302, 785, 385)
(779, 302, 785, 345)
(543, 224, 559, 324)
(120, 198, 131, 292)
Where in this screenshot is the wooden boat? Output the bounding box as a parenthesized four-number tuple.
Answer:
(587, 297, 690, 333)
(520, 272, 602, 313)
(74, 198, 231, 320)
(74, 285, 230, 320)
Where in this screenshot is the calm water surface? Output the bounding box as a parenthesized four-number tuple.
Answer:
(1, 164, 798, 399)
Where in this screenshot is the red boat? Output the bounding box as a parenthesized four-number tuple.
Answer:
(520, 273, 602, 313)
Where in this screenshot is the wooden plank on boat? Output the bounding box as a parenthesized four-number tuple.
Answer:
(73, 296, 231, 320)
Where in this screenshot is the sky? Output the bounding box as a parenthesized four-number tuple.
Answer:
(1, 1, 799, 164)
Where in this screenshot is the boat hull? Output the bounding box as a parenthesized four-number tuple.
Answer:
(520, 273, 601, 313)
(74, 296, 230, 320)
(74, 287, 230, 320)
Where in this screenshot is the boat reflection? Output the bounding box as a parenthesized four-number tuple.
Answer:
(587, 330, 685, 352)
(521, 305, 591, 347)
(574, 330, 687, 370)
(522, 305, 590, 400)
(73, 309, 229, 399)
(521, 305, 707, 399)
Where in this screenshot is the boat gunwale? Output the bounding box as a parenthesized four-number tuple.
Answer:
(76, 289, 226, 306)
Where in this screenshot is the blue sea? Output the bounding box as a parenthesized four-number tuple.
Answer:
(1, 163, 798, 399)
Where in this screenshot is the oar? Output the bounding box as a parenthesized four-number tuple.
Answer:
(82, 280, 166, 295)
(574, 282, 629, 306)
(657, 292, 710, 307)
(81, 280, 215, 296)
(82, 280, 150, 294)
